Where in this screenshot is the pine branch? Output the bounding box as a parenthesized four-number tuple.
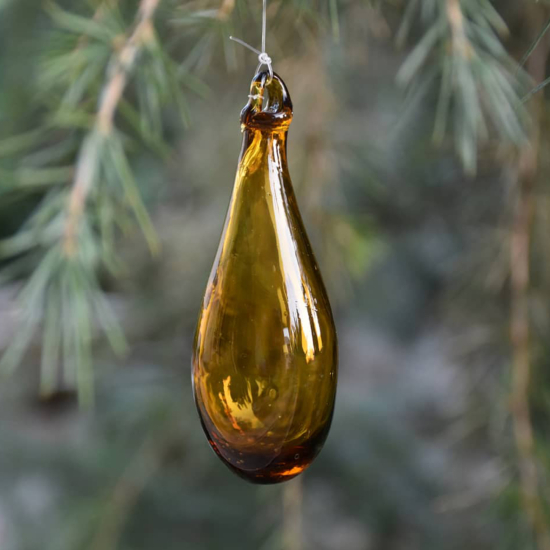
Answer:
(64, 0, 162, 258)
(510, 6, 550, 549)
(519, 16, 550, 69)
(511, 163, 550, 550)
(396, 0, 529, 174)
(446, 0, 470, 59)
(523, 75, 550, 102)
(283, 479, 303, 550)
(0, 0, 181, 404)
(217, 0, 235, 21)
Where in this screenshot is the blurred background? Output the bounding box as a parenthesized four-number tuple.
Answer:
(1, 0, 550, 549)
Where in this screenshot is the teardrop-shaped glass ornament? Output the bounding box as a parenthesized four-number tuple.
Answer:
(192, 71, 338, 484)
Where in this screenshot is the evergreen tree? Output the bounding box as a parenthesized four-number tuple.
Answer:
(2, 1, 550, 549)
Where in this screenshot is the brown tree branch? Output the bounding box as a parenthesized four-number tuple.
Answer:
(446, 0, 472, 59)
(63, 0, 161, 257)
(510, 6, 550, 549)
(283, 478, 303, 550)
(217, 0, 235, 21)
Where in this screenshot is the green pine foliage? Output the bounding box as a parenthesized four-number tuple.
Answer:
(2, 1, 550, 548)
(396, 0, 530, 174)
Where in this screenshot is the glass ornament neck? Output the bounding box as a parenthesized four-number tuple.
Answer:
(240, 71, 293, 133)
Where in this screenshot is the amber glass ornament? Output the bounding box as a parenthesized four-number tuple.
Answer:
(192, 71, 338, 484)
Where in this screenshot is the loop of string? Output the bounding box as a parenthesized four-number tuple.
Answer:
(230, 0, 273, 84)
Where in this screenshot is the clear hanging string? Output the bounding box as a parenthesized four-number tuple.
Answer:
(230, 0, 273, 83)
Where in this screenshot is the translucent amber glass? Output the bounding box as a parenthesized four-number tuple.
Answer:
(192, 72, 338, 484)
